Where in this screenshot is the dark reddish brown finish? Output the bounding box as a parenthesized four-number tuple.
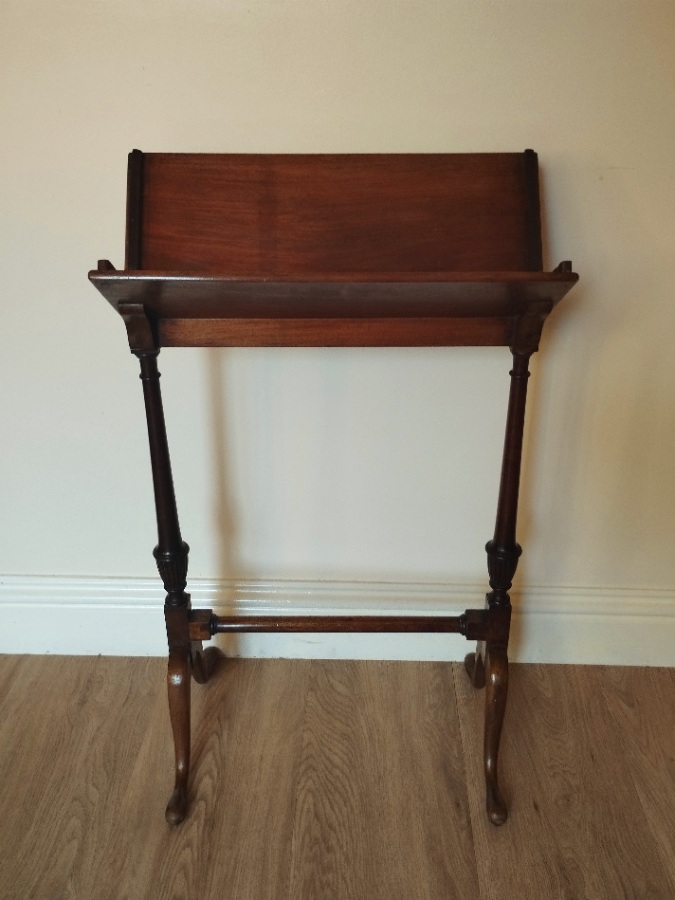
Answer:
(90, 269, 574, 319)
(137, 153, 542, 275)
(210, 615, 467, 635)
(159, 316, 511, 348)
(89, 151, 577, 828)
(484, 641, 510, 825)
(89, 151, 577, 352)
(90, 267, 575, 348)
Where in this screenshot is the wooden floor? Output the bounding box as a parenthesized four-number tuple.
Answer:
(0, 656, 673, 900)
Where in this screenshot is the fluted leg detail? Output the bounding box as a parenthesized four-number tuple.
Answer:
(134, 350, 200, 824)
(472, 351, 530, 823)
(154, 542, 190, 607)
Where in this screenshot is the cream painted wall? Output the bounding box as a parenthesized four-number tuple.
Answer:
(1, 2, 674, 655)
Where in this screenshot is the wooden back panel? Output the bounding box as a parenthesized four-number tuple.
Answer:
(126, 152, 542, 275)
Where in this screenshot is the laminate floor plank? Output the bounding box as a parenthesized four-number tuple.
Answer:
(0, 654, 103, 900)
(288, 661, 478, 900)
(195, 657, 312, 900)
(72, 658, 176, 900)
(598, 666, 675, 888)
(0, 656, 673, 900)
(98, 657, 312, 900)
(453, 662, 673, 900)
(0, 656, 165, 900)
(0, 654, 25, 705)
(0, 654, 55, 781)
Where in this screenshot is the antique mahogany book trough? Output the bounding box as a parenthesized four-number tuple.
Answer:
(89, 151, 577, 827)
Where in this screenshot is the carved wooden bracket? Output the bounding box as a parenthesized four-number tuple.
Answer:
(117, 301, 158, 352)
(510, 299, 554, 355)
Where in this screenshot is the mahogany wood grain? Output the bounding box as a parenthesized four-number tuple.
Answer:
(483, 643, 509, 825)
(137, 351, 187, 571)
(87, 150, 579, 829)
(164, 645, 191, 826)
(158, 316, 513, 348)
(137, 152, 542, 275)
(138, 348, 196, 823)
(89, 151, 577, 354)
(90, 268, 576, 316)
(89, 267, 577, 349)
(208, 614, 467, 634)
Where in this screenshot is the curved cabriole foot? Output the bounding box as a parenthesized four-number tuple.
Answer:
(484, 643, 509, 826)
(464, 643, 486, 689)
(166, 785, 188, 826)
(191, 644, 223, 685)
(486, 783, 508, 826)
(166, 647, 191, 826)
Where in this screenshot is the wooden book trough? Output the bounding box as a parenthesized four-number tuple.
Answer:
(90, 151, 578, 826)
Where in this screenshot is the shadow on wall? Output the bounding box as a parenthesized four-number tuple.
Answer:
(206, 351, 241, 658)
(198, 159, 674, 656)
(523, 160, 675, 590)
(202, 339, 559, 666)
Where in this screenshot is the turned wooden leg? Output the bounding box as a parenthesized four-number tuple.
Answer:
(134, 349, 202, 825)
(165, 645, 191, 826)
(163, 629, 222, 825)
(464, 640, 486, 689)
(475, 350, 531, 824)
(484, 642, 509, 825)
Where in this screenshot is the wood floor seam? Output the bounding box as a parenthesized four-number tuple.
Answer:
(0, 657, 673, 900)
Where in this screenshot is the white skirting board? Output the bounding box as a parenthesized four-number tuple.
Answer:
(0, 576, 673, 666)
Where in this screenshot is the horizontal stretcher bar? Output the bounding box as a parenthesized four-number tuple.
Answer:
(188, 610, 490, 641)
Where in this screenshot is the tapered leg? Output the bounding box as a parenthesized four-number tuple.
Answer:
(484, 642, 509, 825)
(165, 644, 191, 825)
(467, 351, 532, 824)
(134, 349, 203, 825)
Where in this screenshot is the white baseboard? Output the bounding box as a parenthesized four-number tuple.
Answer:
(0, 575, 673, 665)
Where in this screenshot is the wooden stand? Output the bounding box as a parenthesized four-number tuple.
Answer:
(90, 151, 577, 826)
